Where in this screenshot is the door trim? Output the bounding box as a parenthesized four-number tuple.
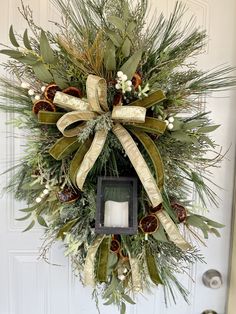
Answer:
(227, 167, 236, 313)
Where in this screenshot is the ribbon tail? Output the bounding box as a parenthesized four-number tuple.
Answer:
(156, 211, 192, 251)
(112, 123, 162, 207)
(75, 129, 108, 189)
(128, 254, 143, 292)
(84, 235, 105, 286)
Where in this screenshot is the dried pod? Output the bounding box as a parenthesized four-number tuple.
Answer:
(62, 86, 82, 98)
(149, 203, 163, 214)
(132, 73, 142, 90)
(139, 214, 160, 234)
(171, 203, 187, 223)
(110, 239, 121, 253)
(44, 83, 61, 102)
(57, 186, 81, 204)
(33, 99, 56, 115)
(113, 93, 122, 106)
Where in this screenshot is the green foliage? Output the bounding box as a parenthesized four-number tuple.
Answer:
(0, 0, 234, 313)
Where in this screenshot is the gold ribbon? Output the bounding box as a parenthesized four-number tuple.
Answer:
(83, 235, 105, 286)
(113, 124, 162, 207)
(49, 74, 191, 256)
(156, 211, 192, 251)
(128, 254, 143, 292)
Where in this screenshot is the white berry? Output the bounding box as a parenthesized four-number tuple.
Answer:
(34, 95, 41, 101)
(165, 120, 169, 126)
(43, 189, 49, 195)
(168, 123, 174, 130)
(21, 82, 30, 89)
(126, 80, 132, 86)
(127, 86, 132, 92)
(122, 74, 128, 81)
(157, 115, 163, 120)
(118, 275, 126, 281)
(168, 117, 174, 123)
(115, 83, 121, 89)
(123, 268, 128, 274)
(36, 197, 42, 203)
(117, 71, 123, 78)
(28, 89, 35, 96)
(41, 86, 46, 92)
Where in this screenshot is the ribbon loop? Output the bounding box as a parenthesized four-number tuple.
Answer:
(56, 111, 97, 137)
(86, 75, 109, 112)
(111, 106, 146, 123)
(54, 91, 91, 111)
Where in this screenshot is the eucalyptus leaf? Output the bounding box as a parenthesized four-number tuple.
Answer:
(121, 302, 126, 314)
(56, 218, 79, 239)
(120, 50, 142, 79)
(37, 215, 48, 227)
(107, 16, 126, 32)
(122, 294, 135, 305)
(104, 40, 116, 70)
(9, 25, 19, 47)
(121, 38, 131, 58)
(23, 29, 32, 50)
(152, 225, 168, 242)
(107, 30, 123, 47)
(183, 120, 203, 130)
(0, 49, 23, 59)
(186, 215, 205, 228)
(126, 21, 136, 35)
(198, 125, 220, 133)
(200, 225, 209, 239)
(51, 70, 69, 89)
(205, 219, 225, 228)
(19, 206, 36, 213)
(123, 2, 130, 21)
(40, 30, 56, 64)
(210, 228, 221, 237)
(23, 220, 35, 232)
(172, 118, 183, 131)
(103, 299, 113, 306)
(20, 55, 38, 66)
(32, 62, 53, 83)
(201, 135, 215, 148)
(171, 131, 195, 143)
(16, 213, 31, 221)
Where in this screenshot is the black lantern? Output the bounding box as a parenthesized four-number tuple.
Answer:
(95, 176, 138, 234)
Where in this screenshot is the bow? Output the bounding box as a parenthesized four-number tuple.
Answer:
(38, 75, 191, 251)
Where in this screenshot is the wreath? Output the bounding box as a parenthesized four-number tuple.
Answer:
(0, 1, 234, 313)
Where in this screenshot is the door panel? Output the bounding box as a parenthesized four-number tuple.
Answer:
(0, 1, 235, 313)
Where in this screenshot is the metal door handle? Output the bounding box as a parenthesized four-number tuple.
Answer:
(201, 311, 217, 314)
(202, 269, 223, 289)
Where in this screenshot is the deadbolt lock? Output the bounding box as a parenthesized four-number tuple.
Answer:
(202, 269, 223, 289)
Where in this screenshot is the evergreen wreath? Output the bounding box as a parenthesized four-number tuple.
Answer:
(1, 1, 235, 313)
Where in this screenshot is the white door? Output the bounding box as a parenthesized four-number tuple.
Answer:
(0, 1, 235, 314)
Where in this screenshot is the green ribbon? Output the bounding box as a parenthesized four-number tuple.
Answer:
(96, 237, 110, 283)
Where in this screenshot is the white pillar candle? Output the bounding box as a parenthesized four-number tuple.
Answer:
(104, 200, 129, 228)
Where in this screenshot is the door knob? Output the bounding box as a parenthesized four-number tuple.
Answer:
(201, 311, 217, 314)
(202, 269, 223, 289)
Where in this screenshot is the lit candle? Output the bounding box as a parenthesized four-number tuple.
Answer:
(104, 200, 129, 228)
